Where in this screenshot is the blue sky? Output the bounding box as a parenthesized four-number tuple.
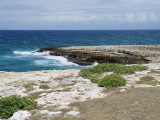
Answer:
(0, 0, 160, 30)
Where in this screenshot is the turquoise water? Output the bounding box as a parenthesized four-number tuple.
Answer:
(0, 30, 160, 72)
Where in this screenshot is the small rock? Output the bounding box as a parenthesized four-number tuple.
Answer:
(40, 93, 47, 97)
(48, 111, 62, 116)
(9, 110, 31, 120)
(40, 110, 49, 114)
(120, 89, 126, 92)
(66, 111, 80, 116)
(135, 71, 150, 75)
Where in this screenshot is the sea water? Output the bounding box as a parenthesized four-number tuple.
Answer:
(0, 30, 160, 72)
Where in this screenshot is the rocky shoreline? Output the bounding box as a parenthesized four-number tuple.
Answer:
(1, 45, 160, 120)
(38, 45, 160, 65)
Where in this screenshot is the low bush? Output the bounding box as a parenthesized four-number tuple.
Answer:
(80, 64, 147, 77)
(30, 93, 40, 99)
(0, 95, 37, 119)
(24, 82, 36, 92)
(79, 64, 147, 88)
(98, 74, 127, 88)
(79, 64, 147, 79)
(39, 83, 49, 89)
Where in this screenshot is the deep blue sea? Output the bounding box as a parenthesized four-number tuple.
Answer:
(0, 30, 160, 72)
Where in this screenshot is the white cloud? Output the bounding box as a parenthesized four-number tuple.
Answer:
(0, 0, 160, 29)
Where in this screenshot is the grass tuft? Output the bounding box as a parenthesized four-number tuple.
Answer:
(30, 93, 40, 99)
(0, 95, 37, 119)
(24, 82, 36, 92)
(137, 76, 159, 86)
(39, 83, 50, 89)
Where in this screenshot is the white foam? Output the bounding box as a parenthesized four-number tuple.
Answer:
(13, 50, 79, 67)
(13, 50, 49, 56)
(43, 56, 78, 66)
(34, 60, 51, 66)
(34, 56, 78, 67)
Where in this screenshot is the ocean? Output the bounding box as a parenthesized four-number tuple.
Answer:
(0, 30, 160, 72)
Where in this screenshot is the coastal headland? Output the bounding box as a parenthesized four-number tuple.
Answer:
(38, 45, 160, 65)
(1, 45, 160, 120)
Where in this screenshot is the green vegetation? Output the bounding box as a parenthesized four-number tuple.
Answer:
(30, 93, 40, 99)
(0, 95, 37, 119)
(39, 83, 50, 89)
(99, 74, 127, 88)
(24, 82, 36, 92)
(79, 64, 148, 88)
(80, 64, 147, 78)
(137, 76, 159, 86)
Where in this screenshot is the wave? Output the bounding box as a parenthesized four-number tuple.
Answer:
(34, 59, 78, 67)
(43, 56, 78, 66)
(13, 50, 79, 67)
(13, 50, 49, 56)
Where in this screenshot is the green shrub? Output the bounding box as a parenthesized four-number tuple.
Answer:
(79, 64, 147, 79)
(99, 74, 127, 88)
(39, 83, 49, 89)
(0, 95, 37, 119)
(30, 93, 40, 99)
(79, 64, 147, 88)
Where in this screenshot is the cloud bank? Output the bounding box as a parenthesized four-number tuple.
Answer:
(0, 0, 160, 29)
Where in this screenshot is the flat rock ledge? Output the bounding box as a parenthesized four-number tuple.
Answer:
(37, 45, 159, 65)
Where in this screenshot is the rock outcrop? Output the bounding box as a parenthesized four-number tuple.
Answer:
(38, 46, 150, 65)
(9, 111, 31, 120)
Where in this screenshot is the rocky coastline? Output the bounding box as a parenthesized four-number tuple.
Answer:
(37, 45, 160, 65)
(1, 45, 160, 120)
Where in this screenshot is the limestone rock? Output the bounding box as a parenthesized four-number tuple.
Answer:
(38, 46, 149, 65)
(9, 111, 31, 120)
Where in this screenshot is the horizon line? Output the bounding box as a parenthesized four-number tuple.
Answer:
(0, 29, 160, 31)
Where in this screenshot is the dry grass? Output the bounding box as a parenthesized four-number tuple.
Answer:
(24, 82, 36, 92)
(54, 77, 65, 81)
(30, 87, 160, 120)
(137, 76, 159, 86)
(39, 83, 50, 89)
(70, 87, 160, 120)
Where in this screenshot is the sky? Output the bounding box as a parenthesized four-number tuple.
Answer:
(0, 0, 160, 30)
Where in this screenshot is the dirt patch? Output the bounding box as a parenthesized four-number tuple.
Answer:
(46, 87, 160, 120)
(78, 87, 160, 120)
(29, 87, 160, 120)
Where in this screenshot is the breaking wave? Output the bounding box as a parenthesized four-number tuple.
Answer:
(13, 50, 78, 67)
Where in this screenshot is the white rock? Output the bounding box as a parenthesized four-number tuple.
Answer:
(66, 111, 80, 116)
(40, 110, 49, 114)
(40, 93, 47, 97)
(135, 71, 150, 75)
(37, 77, 105, 108)
(40, 110, 62, 116)
(0, 70, 105, 110)
(120, 89, 126, 92)
(9, 110, 31, 120)
(48, 111, 62, 116)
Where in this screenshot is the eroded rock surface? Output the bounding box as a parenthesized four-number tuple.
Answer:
(37, 46, 155, 65)
(0, 70, 105, 120)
